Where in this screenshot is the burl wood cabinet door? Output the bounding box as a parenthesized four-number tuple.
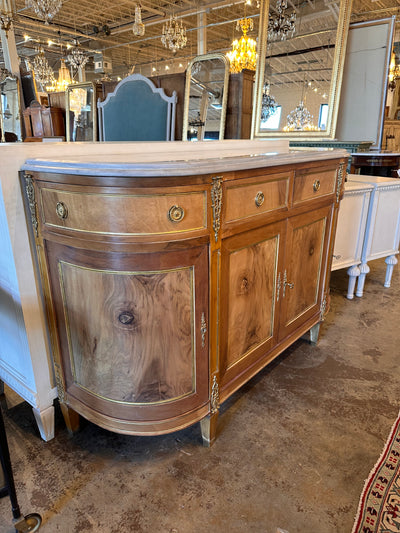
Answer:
(45, 242, 209, 424)
(279, 205, 332, 341)
(219, 221, 285, 390)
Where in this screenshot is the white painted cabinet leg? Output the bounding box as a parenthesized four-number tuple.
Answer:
(346, 265, 360, 300)
(32, 404, 55, 441)
(356, 263, 370, 298)
(384, 255, 398, 287)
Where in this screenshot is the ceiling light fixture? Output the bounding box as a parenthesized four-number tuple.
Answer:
(132, 4, 145, 37)
(161, 15, 187, 54)
(226, 17, 257, 74)
(26, 0, 62, 24)
(32, 47, 55, 87)
(388, 52, 400, 92)
(67, 41, 89, 70)
(261, 83, 278, 121)
(268, 0, 296, 42)
(284, 81, 319, 131)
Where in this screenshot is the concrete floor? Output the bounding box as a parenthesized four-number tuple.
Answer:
(0, 259, 399, 533)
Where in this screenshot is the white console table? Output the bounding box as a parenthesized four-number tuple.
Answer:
(332, 175, 400, 299)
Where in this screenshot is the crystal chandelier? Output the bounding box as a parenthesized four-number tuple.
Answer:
(268, 0, 296, 42)
(0, 0, 16, 34)
(67, 42, 89, 70)
(284, 101, 319, 131)
(226, 17, 257, 74)
(33, 48, 56, 86)
(161, 15, 187, 54)
(261, 83, 278, 121)
(388, 52, 400, 92)
(132, 4, 145, 37)
(47, 59, 73, 92)
(26, 0, 62, 24)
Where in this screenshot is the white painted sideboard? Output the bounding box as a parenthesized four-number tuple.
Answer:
(333, 175, 400, 299)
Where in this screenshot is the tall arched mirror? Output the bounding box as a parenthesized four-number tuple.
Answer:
(252, 0, 353, 139)
(182, 53, 229, 141)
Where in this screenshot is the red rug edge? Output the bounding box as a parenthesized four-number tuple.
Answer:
(351, 410, 400, 533)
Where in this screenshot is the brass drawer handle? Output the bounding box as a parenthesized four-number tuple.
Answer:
(313, 180, 321, 192)
(56, 201, 68, 220)
(255, 191, 265, 207)
(168, 205, 185, 223)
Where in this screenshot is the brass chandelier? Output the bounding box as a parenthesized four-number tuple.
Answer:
(226, 17, 257, 74)
(161, 15, 187, 54)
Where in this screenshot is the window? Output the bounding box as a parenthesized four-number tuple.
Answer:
(318, 104, 329, 130)
(260, 106, 282, 130)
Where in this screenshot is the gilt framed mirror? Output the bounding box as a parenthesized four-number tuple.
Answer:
(66, 82, 97, 142)
(252, 0, 353, 139)
(182, 53, 230, 141)
(0, 69, 22, 142)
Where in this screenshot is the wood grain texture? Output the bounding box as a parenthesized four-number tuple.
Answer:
(60, 261, 195, 404)
(293, 169, 336, 204)
(40, 188, 207, 235)
(224, 175, 289, 223)
(281, 208, 329, 333)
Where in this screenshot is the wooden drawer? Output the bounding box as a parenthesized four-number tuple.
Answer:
(38, 187, 207, 235)
(293, 168, 337, 205)
(224, 174, 290, 223)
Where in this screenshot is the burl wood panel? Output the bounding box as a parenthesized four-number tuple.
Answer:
(293, 169, 336, 204)
(224, 176, 289, 223)
(59, 261, 195, 404)
(225, 235, 279, 369)
(283, 215, 326, 325)
(40, 188, 207, 235)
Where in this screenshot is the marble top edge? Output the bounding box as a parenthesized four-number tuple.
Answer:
(22, 148, 349, 177)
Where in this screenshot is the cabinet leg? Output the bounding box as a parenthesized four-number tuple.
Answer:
(200, 412, 218, 447)
(346, 265, 360, 300)
(32, 405, 55, 441)
(60, 403, 80, 434)
(356, 263, 370, 298)
(309, 323, 321, 345)
(384, 255, 398, 288)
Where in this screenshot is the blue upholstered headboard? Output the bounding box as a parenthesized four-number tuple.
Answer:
(97, 74, 177, 141)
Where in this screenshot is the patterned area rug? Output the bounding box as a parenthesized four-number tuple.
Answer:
(352, 412, 400, 533)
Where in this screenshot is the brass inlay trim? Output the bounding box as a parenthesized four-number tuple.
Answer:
(282, 269, 294, 298)
(276, 271, 281, 302)
(54, 362, 66, 403)
(336, 162, 346, 203)
(40, 188, 207, 236)
(58, 260, 196, 406)
(211, 176, 223, 243)
(320, 295, 328, 322)
(201, 312, 207, 349)
(210, 375, 220, 414)
(25, 174, 38, 237)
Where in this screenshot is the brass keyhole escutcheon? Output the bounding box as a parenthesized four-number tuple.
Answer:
(313, 180, 321, 192)
(168, 205, 185, 223)
(56, 201, 68, 220)
(255, 191, 265, 207)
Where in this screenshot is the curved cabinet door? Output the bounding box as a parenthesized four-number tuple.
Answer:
(45, 242, 209, 435)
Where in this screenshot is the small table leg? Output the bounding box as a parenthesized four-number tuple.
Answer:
(32, 404, 55, 441)
(200, 412, 218, 447)
(346, 264, 360, 300)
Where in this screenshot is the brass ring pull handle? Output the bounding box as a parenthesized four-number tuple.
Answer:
(168, 205, 185, 223)
(255, 191, 265, 207)
(56, 201, 68, 220)
(313, 180, 321, 192)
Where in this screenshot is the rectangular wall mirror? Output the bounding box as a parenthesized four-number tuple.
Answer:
(252, 0, 353, 139)
(66, 82, 97, 142)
